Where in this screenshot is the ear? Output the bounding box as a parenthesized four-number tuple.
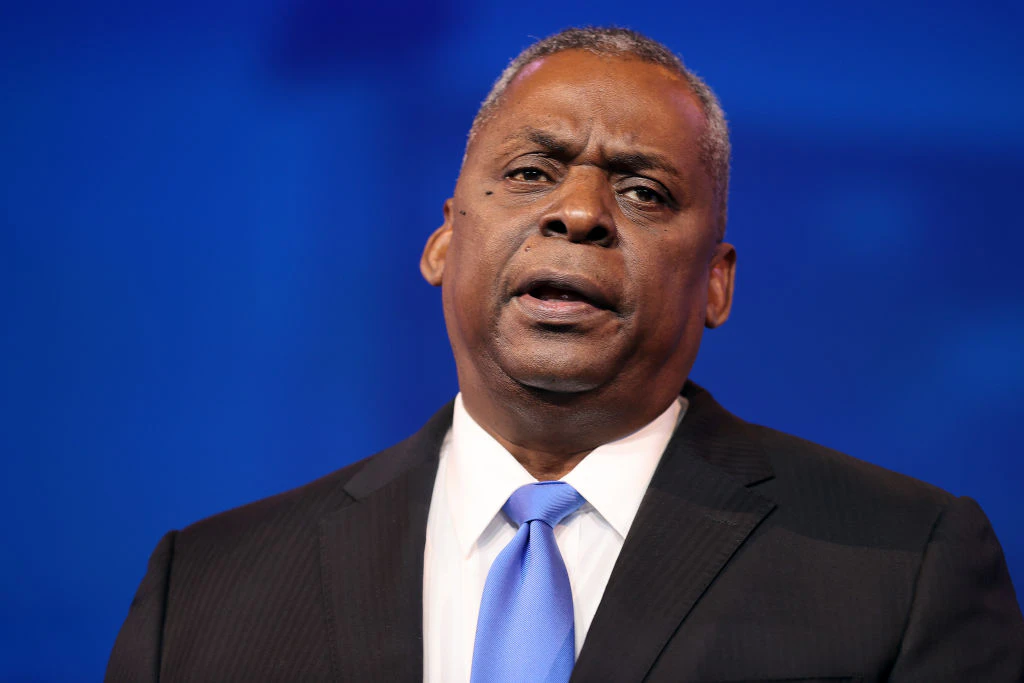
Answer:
(705, 242, 736, 329)
(420, 199, 454, 286)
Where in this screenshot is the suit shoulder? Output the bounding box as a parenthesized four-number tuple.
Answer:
(755, 421, 953, 504)
(173, 400, 454, 550)
(745, 421, 957, 546)
(685, 382, 952, 512)
(176, 456, 368, 548)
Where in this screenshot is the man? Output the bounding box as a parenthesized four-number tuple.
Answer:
(107, 27, 1024, 682)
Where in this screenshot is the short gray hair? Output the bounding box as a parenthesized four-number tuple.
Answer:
(467, 27, 731, 238)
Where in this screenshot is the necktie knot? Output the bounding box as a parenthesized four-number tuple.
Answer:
(503, 481, 584, 528)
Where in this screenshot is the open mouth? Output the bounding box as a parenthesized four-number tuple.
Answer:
(526, 284, 593, 304)
(512, 272, 615, 315)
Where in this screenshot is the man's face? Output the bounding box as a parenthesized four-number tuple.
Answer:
(423, 50, 734, 412)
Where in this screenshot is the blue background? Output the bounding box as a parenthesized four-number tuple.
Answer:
(2, 1, 1022, 679)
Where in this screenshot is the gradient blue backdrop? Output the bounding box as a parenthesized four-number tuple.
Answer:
(3, 1, 1022, 679)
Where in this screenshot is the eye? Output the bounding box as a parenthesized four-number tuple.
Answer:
(621, 186, 666, 205)
(507, 167, 552, 183)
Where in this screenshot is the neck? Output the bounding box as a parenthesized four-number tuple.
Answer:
(487, 433, 593, 481)
(460, 381, 677, 481)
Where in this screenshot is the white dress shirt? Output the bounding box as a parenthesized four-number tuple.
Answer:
(423, 393, 687, 683)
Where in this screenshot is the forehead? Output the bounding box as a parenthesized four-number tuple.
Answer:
(476, 50, 707, 158)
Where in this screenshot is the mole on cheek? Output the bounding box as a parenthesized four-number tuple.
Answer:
(485, 191, 493, 196)
(459, 210, 466, 215)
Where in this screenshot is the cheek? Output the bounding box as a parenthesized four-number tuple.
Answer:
(625, 234, 710, 304)
(622, 241, 712, 358)
(444, 214, 531, 322)
(451, 207, 535, 276)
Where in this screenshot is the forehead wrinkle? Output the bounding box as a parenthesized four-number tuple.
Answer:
(498, 125, 683, 182)
(499, 126, 585, 157)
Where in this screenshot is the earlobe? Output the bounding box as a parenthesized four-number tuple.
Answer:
(420, 199, 454, 286)
(705, 242, 736, 329)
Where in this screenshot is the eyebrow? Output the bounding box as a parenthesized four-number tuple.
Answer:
(605, 150, 681, 179)
(502, 127, 681, 179)
(502, 127, 575, 157)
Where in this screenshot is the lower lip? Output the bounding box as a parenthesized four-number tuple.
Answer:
(514, 293, 608, 323)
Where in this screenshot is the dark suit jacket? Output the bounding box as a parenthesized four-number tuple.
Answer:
(106, 383, 1024, 682)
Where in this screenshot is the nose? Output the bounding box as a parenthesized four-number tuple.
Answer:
(538, 168, 617, 247)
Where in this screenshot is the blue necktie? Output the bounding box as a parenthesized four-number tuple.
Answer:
(471, 481, 586, 683)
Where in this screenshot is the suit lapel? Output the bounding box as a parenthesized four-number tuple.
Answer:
(316, 386, 773, 682)
(318, 404, 452, 683)
(571, 383, 777, 683)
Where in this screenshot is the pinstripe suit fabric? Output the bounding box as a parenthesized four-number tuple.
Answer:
(106, 383, 1024, 682)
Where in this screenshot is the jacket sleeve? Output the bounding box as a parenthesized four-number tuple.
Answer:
(105, 530, 177, 683)
(889, 496, 1024, 681)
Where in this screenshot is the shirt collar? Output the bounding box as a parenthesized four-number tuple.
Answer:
(446, 394, 536, 557)
(444, 393, 687, 557)
(562, 397, 684, 539)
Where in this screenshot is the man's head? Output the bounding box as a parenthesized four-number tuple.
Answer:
(470, 28, 731, 238)
(421, 27, 736, 451)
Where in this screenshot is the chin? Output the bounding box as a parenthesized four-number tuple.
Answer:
(515, 372, 604, 394)
(499, 348, 615, 395)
